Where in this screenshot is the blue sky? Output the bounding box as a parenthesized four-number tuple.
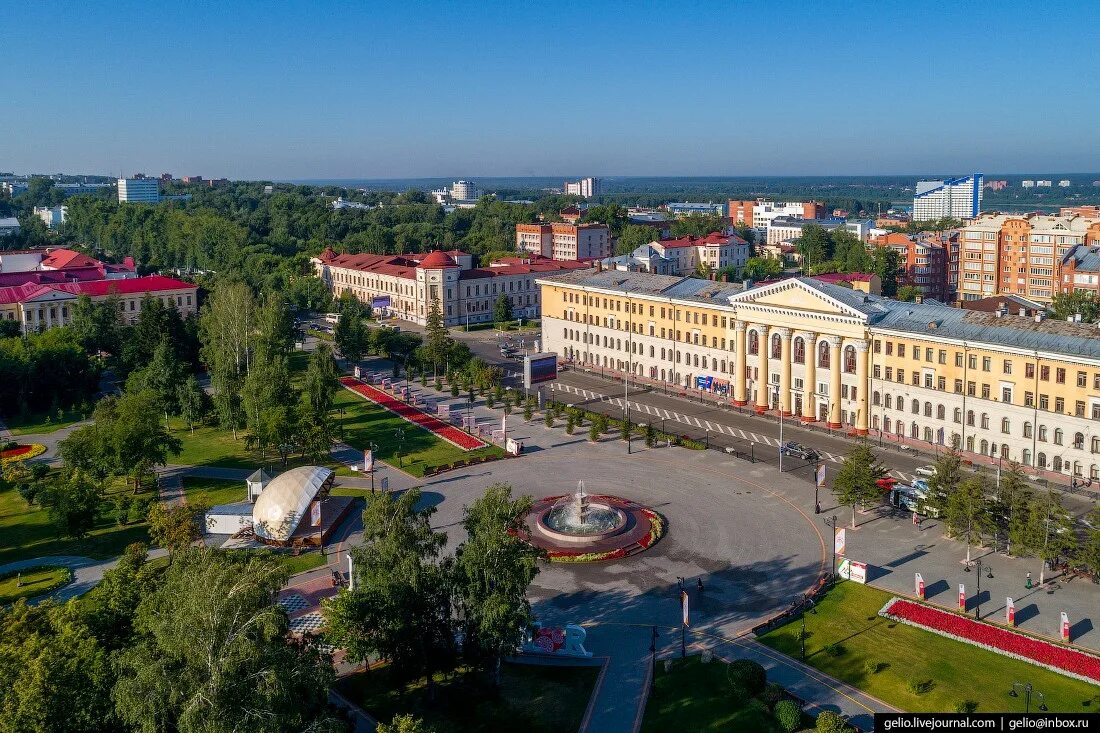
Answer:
(3, 1, 1098, 179)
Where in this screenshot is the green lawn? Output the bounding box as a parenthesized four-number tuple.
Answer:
(2, 406, 87, 436)
(758, 582, 1100, 714)
(0, 477, 154, 567)
(337, 662, 598, 733)
(169, 419, 339, 473)
(0, 566, 73, 604)
(641, 656, 783, 733)
(181, 476, 246, 507)
(333, 387, 505, 477)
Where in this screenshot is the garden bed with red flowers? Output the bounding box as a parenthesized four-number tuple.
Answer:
(338, 376, 487, 450)
(0, 443, 46, 465)
(879, 597, 1100, 684)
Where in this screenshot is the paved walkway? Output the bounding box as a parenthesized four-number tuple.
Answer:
(0, 550, 168, 604)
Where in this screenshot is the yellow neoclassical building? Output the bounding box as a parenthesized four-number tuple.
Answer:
(536, 269, 1100, 479)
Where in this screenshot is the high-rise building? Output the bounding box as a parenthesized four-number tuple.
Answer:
(564, 177, 601, 199)
(450, 180, 479, 202)
(957, 212, 1100, 302)
(117, 177, 160, 203)
(911, 174, 982, 221)
(870, 231, 950, 302)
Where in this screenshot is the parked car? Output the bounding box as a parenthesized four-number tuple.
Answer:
(911, 478, 930, 493)
(779, 442, 818, 461)
(876, 476, 897, 491)
(915, 465, 938, 478)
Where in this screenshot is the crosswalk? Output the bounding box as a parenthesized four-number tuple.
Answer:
(549, 382, 919, 483)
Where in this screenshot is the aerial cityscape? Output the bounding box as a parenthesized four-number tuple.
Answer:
(3, 3, 1100, 732)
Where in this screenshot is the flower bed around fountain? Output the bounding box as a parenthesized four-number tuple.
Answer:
(523, 484, 665, 562)
(1, 443, 46, 466)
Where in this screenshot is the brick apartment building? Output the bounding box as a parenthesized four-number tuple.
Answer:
(515, 222, 611, 261)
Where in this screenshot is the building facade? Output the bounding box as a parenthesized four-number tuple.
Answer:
(870, 231, 950, 302)
(765, 217, 873, 244)
(564, 177, 600, 198)
(957, 213, 1100, 303)
(515, 223, 610, 260)
(728, 199, 826, 229)
(314, 249, 588, 327)
(33, 205, 67, 229)
(538, 270, 1100, 479)
(117, 177, 160, 203)
(912, 174, 983, 221)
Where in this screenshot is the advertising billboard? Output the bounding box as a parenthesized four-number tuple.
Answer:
(524, 352, 559, 388)
(371, 296, 391, 310)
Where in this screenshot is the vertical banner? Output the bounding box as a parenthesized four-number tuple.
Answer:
(353, 365, 362, 379)
(816, 463, 826, 489)
(834, 528, 846, 557)
(380, 476, 389, 492)
(310, 500, 321, 527)
(1061, 612, 1071, 643)
(958, 583, 966, 611)
(347, 553, 355, 591)
(364, 450, 374, 473)
(1006, 598, 1015, 626)
(915, 573, 924, 599)
(681, 590, 690, 627)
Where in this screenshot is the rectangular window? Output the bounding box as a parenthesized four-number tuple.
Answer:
(968, 354, 977, 369)
(981, 384, 990, 399)
(1026, 363, 1035, 379)
(925, 348, 933, 362)
(954, 379, 963, 393)
(1040, 365, 1050, 381)
(885, 367, 893, 380)
(982, 356, 991, 371)
(898, 344, 906, 358)
(886, 342, 893, 356)
(1040, 394, 1049, 411)
(1055, 397, 1065, 413)
(1002, 387, 1012, 403)
(955, 352, 963, 368)
(967, 381, 976, 396)
(1056, 368, 1066, 384)
(1003, 360, 1012, 375)
(1024, 391, 1034, 407)
(1078, 372, 1087, 388)
(937, 376, 946, 390)
(938, 350, 947, 364)
(1076, 401, 1086, 417)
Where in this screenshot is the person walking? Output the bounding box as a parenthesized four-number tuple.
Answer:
(1026, 571, 1032, 589)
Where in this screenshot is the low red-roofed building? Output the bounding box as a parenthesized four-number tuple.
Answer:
(0, 275, 197, 333)
(313, 248, 591, 327)
(650, 232, 749, 274)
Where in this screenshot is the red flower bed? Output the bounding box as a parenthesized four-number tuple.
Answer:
(880, 597, 1100, 684)
(339, 377, 487, 451)
(0, 445, 32, 459)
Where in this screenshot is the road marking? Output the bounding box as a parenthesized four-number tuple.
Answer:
(750, 432, 761, 443)
(662, 409, 672, 419)
(704, 420, 715, 431)
(693, 417, 703, 428)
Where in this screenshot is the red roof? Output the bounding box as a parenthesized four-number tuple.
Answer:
(417, 250, 457, 269)
(812, 272, 875, 283)
(0, 275, 195, 306)
(39, 248, 101, 270)
(658, 233, 745, 249)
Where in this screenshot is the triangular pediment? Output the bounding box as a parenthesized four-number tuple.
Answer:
(728, 278, 868, 319)
(22, 288, 77, 304)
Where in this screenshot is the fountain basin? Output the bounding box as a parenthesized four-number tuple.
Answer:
(536, 503, 628, 544)
(522, 490, 664, 562)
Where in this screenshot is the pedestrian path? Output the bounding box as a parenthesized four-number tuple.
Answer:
(0, 550, 168, 604)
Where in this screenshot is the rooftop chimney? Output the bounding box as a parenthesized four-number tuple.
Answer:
(595, 259, 603, 273)
(1036, 313, 1046, 323)
(1019, 307, 1027, 316)
(1075, 313, 1082, 323)
(915, 294, 924, 304)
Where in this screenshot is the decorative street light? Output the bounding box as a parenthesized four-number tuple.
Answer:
(394, 428, 405, 467)
(823, 515, 838, 583)
(1009, 681, 1047, 713)
(368, 441, 378, 494)
(964, 556, 993, 618)
(800, 595, 816, 660)
(774, 383, 784, 474)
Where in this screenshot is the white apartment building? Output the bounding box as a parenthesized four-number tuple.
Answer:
(117, 177, 160, 203)
(33, 205, 67, 229)
(765, 217, 873, 245)
(1059, 180, 1072, 187)
(0, 217, 21, 237)
(1022, 181, 1036, 188)
(912, 174, 982, 221)
(450, 180, 479, 202)
(564, 177, 600, 199)
(638, 233, 750, 275)
(1037, 181, 1052, 188)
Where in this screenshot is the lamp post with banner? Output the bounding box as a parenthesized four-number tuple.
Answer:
(814, 463, 825, 514)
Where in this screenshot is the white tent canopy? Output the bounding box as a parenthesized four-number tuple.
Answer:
(252, 466, 333, 542)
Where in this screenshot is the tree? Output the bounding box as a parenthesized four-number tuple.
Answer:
(831, 444, 886, 528)
(127, 338, 186, 427)
(453, 483, 542, 686)
(815, 710, 850, 733)
(147, 501, 206, 556)
(0, 600, 117, 733)
(41, 470, 102, 539)
(670, 213, 724, 238)
(335, 301, 370, 364)
(796, 225, 832, 273)
(176, 375, 206, 434)
(925, 447, 963, 517)
(70, 293, 122, 355)
(376, 715, 432, 733)
(944, 473, 991, 564)
(79, 542, 160, 650)
(615, 224, 658, 255)
(872, 246, 902, 297)
(423, 300, 450, 376)
(304, 342, 339, 422)
(1077, 507, 1100, 580)
(493, 293, 513, 324)
(1050, 290, 1100, 323)
(112, 549, 343, 733)
(1030, 490, 1076, 584)
(896, 285, 922, 302)
(322, 489, 454, 688)
(991, 463, 1027, 554)
(743, 257, 782, 281)
(199, 281, 256, 436)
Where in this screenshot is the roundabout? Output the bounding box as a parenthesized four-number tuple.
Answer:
(524, 482, 664, 562)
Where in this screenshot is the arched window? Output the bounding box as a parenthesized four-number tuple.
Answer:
(883, 417, 892, 433)
(910, 422, 919, 439)
(843, 345, 856, 373)
(1038, 453, 1047, 469)
(793, 337, 805, 364)
(1074, 461, 1083, 477)
(872, 415, 880, 430)
(1054, 428, 1063, 445)
(1053, 456, 1063, 471)
(980, 439, 989, 455)
(936, 404, 945, 420)
(693, 354, 699, 367)
(771, 333, 782, 359)
(953, 408, 962, 423)
(912, 399, 920, 414)
(980, 413, 990, 430)
(895, 421, 904, 437)
(924, 401, 932, 417)
(1092, 464, 1099, 480)
(966, 410, 975, 426)
(748, 330, 759, 355)
(1024, 422, 1033, 438)
(1074, 432, 1085, 450)
(1039, 425, 1048, 442)
(1094, 437, 1100, 454)
(1022, 449, 1032, 466)
(1001, 417, 1010, 434)
(923, 427, 933, 442)
(873, 391, 881, 406)
(1001, 443, 1010, 460)
(885, 394, 893, 409)
(819, 341, 830, 368)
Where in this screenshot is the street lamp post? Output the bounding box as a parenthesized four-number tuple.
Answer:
(1009, 682, 1047, 713)
(394, 428, 405, 468)
(368, 441, 378, 494)
(800, 595, 815, 660)
(774, 384, 784, 474)
(964, 556, 993, 618)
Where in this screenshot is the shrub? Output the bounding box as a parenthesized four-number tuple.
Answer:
(451, 382, 460, 397)
(728, 659, 767, 697)
(815, 710, 849, 733)
(823, 643, 845, 657)
(594, 414, 609, 434)
(645, 422, 656, 447)
(565, 414, 575, 434)
(620, 417, 632, 441)
(544, 412, 554, 428)
(864, 660, 887, 675)
(906, 677, 933, 695)
(954, 700, 978, 713)
(486, 394, 495, 409)
(434, 379, 443, 391)
(588, 423, 600, 442)
(503, 398, 513, 415)
(760, 682, 784, 709)
(774, 699, 802, 733)
(523, 403, 533, 421)
(420, 372, 428, 386)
